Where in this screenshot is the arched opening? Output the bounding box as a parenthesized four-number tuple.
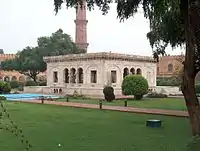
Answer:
(19, 76, 25, 82)
(123, 68, 129, 78)
(78, 68, 83, 84)
(11, 76, 17, 81)
(168, 64, 173, 73)
(130, 68, 135, 74)
(70, 68, 76, 83)
(64, 68, 69, 83)
(136, 68, 142, 75)
(53, 71, 58, 83)
(4, 76, 10, 81)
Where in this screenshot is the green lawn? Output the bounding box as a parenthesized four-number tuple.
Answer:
(0, 101, 195, 151)
(57, 97, 187, 111)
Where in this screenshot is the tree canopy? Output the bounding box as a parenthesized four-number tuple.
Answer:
(1, 29, 84, 82)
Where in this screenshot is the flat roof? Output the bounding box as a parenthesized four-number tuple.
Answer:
(43, 52, 156, 63)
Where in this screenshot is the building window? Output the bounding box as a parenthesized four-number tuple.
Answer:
(78, 68, 83, 84)
(64, 68, 69, 83)
(168, 64, 173, 73)
(130, 68, 135, 74)
(4, 76, 10, 82)
(91, 70, 97, 83)
(53, 71, 58, 83)
(136, 68, 142, 75)
(123, 68, 129, 78)
(111, 70, 117, 83)
(70, 68, 76, 83)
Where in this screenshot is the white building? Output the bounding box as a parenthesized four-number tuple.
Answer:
(25, 52, 156, 98)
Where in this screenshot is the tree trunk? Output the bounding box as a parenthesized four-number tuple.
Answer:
(181, 0, 200, 136)
(182, 74, 200, 136)
(33, 76, 37, 83)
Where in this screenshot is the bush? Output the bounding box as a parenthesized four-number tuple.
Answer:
(147, 92, 168, 98)
(122, 75, 148, 100)
(0, 96, 7, 100)
(0, 82, 11, 94)
(103, 86, 115, 102)
(9, 81, 23, 89)
(156, 77, 181, 86)
(38, 81, 47, 86)
(195, 84, 200, 94)
(25, 81, 38, 86)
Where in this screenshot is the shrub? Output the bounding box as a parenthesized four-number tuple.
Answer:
(147, 92, 168, 98)
(25, 80, 38, 86)
(122, 75, 148, 100)
(0, 82, 11, 94)
(156, 77, 182, 86)
(195, 84, 200, 94)
(9, 81, 22, 89)
(103, 86, 115, 102)
(0, 96, 7, 100)
(38, 81, 47, 86)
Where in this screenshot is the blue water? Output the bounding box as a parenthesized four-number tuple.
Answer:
(0, 93, 60, 101)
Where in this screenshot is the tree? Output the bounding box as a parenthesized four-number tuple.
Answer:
(1, 29, 83, 82)
(53, 0, 200, 136)
(0, 49, 4, 54)
(1, 47, 45, 82)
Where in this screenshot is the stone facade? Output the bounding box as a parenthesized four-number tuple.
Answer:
(24, 52, 157, 98)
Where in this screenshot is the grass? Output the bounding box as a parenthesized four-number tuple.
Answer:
(0, 101, 195, 151)
(56, 97, 187, 111)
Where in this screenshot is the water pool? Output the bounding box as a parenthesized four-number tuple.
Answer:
(0, 93, 60, 101)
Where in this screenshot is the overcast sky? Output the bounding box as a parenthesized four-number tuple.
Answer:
(0, 0, 184, 56)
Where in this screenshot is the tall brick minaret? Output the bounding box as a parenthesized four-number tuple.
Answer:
(74, 0, 89, 52)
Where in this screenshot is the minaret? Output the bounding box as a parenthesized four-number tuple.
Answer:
(74, 0, 89, 52)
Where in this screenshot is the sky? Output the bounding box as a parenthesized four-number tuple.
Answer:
(0, 0, 184, 56)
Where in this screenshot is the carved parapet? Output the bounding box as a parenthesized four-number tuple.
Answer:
(43, 52, 156, 63)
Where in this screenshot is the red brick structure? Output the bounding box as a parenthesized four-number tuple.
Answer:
(157, 54, 200, 82)
(0, 54, 25, 81)
(157, 54, 184, 77)
(74, 0, 89, 51)
(0, 53, 46, 82)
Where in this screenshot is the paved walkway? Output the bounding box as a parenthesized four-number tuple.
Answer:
(17, 100, 189, 118)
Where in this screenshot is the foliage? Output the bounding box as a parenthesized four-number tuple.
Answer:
(0, 96, 7, 100)
(156, 77, 182, 86)
(25, 81, 38, 86)
(122, 75, 148, 100)
(103, 86, 115, 102)
(9, 81, 23, 89)
(0, 49, 4, 54)
(195, 84, 200, 94)
(147, 92, 168, 98)
(1, 29, 84, 82)
(0, 82, 11, 94)
(38, 81, 47, 86)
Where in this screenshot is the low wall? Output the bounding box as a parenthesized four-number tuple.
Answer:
(152, 86, 182, 95)
(23, 86, 123, 99)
